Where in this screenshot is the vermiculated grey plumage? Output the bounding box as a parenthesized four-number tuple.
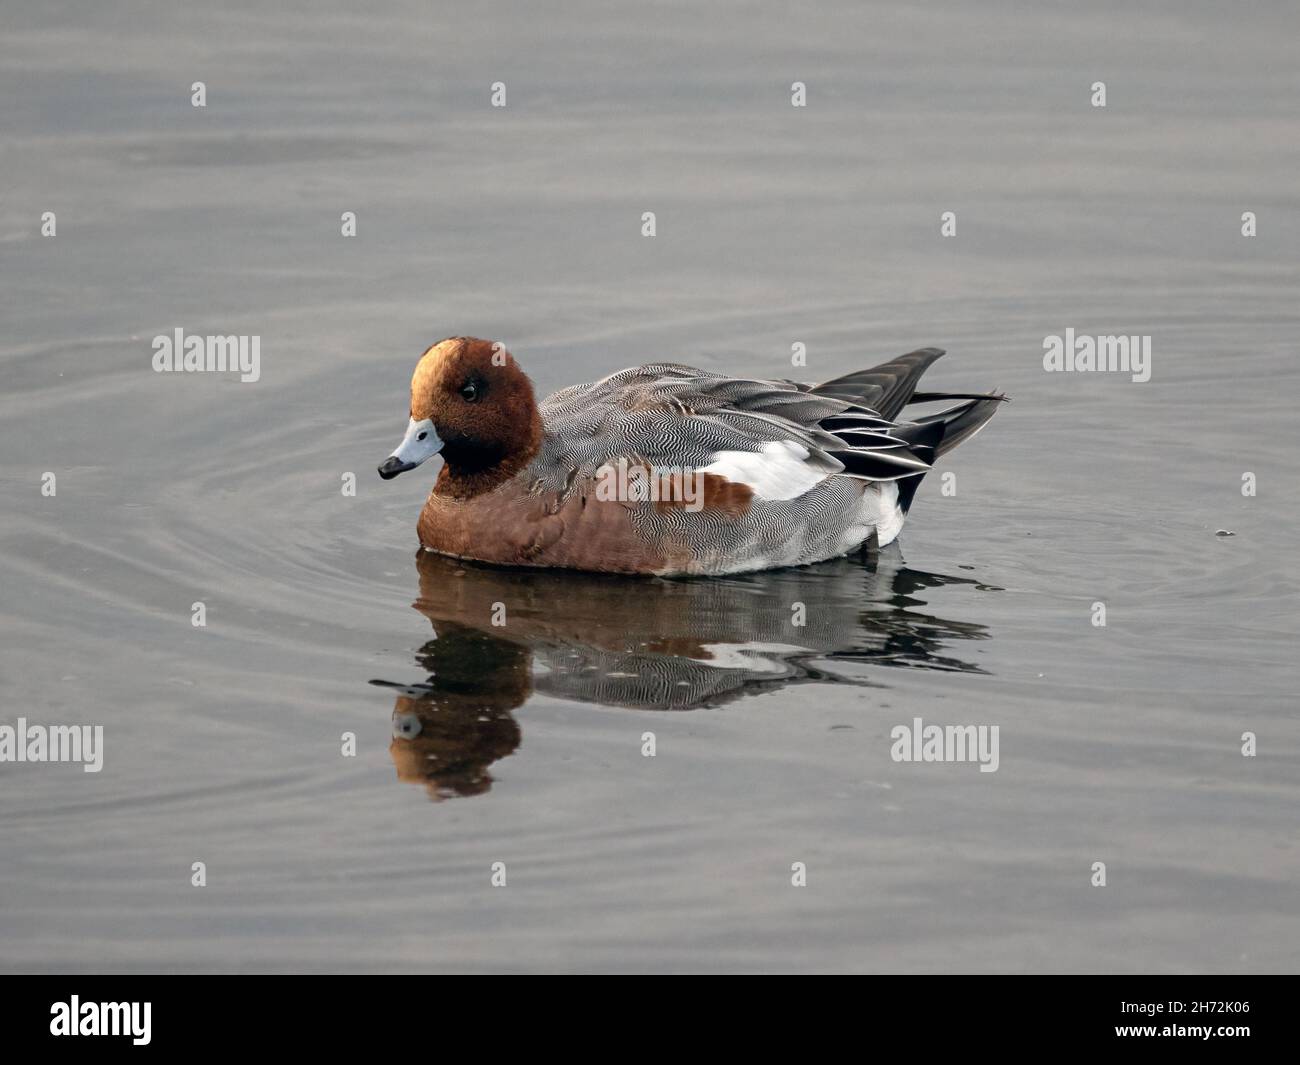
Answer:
(517, 348, 1005, 574)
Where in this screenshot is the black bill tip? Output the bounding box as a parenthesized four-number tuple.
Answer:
(378, 457, 415, 480)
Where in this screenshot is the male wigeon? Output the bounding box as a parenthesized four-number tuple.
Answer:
(378, 337, 1004, 575)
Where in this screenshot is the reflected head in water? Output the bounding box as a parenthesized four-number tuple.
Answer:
(371, 624, 526, 800)
(373, 545, 999, 799)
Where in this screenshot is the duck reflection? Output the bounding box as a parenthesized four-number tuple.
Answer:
(374, 546, 998, 799)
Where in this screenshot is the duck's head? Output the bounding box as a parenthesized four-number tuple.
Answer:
(378, 337, 543, 493)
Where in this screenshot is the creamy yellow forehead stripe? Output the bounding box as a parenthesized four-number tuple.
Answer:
(410, 338, 467, 420)
(409, 338, 517, 420)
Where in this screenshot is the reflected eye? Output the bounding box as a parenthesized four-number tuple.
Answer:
(459, 380, 481, 402)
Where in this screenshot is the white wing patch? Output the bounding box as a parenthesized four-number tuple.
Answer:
(697, 441, 833, 501)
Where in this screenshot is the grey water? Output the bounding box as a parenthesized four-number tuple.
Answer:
(1, 0, 1297, 973)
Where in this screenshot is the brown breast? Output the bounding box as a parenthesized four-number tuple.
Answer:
(417, 482, 694, 574)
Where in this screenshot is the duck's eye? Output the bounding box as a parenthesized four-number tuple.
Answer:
(459, 380, 481, 402)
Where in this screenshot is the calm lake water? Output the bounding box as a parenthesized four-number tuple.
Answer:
(1, 1, 1297, 973)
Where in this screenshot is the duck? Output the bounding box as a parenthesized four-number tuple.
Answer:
(377, 337, 1005, 576)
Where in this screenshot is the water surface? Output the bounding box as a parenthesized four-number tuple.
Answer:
(1, 0, 1297, 972)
